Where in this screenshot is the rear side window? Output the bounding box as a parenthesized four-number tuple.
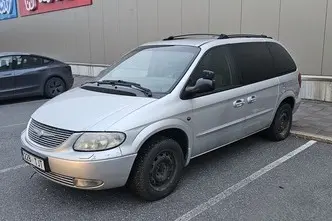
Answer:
(267, 42, 297, 76)
(13, 55, 43, 70)
(229, 42, 274, 85)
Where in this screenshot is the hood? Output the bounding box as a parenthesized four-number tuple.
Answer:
(31, 87, 156, 131)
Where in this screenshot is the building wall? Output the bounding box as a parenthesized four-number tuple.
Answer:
(0, 0, 331, 77)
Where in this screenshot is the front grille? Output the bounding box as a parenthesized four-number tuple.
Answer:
(33, 167, 75, 187)
(28, 119, 74, 148)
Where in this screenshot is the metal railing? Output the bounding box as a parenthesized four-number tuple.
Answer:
(302, 75, 332, 82)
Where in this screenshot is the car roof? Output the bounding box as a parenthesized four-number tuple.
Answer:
(0, 52, 32, 56)
(0, 52, 59, 61)
(141, 34, 276, 47)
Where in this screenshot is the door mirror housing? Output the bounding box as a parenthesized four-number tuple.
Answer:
(183, 70, 215, 99)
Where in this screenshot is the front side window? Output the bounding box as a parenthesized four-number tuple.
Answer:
(0, 56, 13, 72)
(99, 45, 200, 93)
(188, 45, 240, 93)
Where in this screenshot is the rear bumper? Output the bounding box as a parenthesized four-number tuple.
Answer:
(293, 96, 301, 114)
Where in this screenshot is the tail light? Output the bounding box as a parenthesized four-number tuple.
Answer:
(298, 72, 302, 88)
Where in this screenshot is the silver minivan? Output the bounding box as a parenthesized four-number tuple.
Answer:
(21, 34, 301, 201)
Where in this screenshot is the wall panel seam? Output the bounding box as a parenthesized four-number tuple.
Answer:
(277, 0, 281, 40)
(101, 0, 106, 64)
(321, 0, 329, 75)
(240, 0, 243, 33)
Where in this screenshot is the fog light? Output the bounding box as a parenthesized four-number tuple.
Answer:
(74, 178, 104, 188)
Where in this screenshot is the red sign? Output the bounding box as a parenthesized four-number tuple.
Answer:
(18, 0, 92, 16)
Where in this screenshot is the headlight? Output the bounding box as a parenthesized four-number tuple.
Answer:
(73, 132, 126, 152)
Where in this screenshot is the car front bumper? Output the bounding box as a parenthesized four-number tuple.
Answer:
(21, 130, 137, 190)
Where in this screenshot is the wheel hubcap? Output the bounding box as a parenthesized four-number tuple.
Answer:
(150, 151, 176, 191)
(49, 79, 64, 96)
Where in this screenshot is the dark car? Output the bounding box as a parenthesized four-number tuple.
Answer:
(0, 52, 74, 101)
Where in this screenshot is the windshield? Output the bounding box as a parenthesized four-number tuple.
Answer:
(99, 45, 200, 93)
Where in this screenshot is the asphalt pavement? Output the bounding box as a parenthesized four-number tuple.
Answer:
(1, 98, 332, 221)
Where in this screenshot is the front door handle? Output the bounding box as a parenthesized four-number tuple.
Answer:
(3, 73, 13, 77)
(247, 95, 257, 104)
(233, 99, 245, 108)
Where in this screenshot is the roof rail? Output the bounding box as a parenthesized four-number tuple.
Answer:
(218, 34, 272, 39)
(163, 34, 221, 40)
(163, 33, 272, 41)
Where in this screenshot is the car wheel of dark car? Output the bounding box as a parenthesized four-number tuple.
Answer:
(128, 136, 184, 201)
(44, 77, 66, 98)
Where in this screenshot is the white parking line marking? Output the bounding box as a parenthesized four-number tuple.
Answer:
(0, 164, 28, 174)
(175, 140, 317, 221)
(0, 123, 27, 129)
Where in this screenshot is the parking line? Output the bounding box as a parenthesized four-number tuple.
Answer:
(175, 140, 317, 221)
(0, 164, 28, 174)
(0, 123, 27, 129)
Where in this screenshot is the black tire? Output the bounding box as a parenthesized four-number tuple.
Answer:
(128, 137, 185, 201)
(266, 103, 293, 141)
(44, 77, 66, 98)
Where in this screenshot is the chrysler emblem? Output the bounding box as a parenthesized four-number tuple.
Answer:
(33, 128, 54, 138)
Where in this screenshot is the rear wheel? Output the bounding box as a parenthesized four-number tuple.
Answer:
(128, 137, 184, 201)
(44, 77, 66, 98)
(266, 103, 292, 141)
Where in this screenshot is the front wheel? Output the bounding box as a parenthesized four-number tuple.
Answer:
(266, 103, 293, 141)
(128, 137, 184, 201)
(44, 77, 66, 98)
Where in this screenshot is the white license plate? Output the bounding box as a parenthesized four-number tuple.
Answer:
(22, 150, 45, 171)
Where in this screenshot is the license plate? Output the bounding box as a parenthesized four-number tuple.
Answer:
(22, 150, 46, 171)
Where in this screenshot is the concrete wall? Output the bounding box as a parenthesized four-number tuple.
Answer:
(0, 0, 331, 78)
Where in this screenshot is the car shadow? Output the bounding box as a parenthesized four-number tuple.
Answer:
(30, 134, 267, 205)
(0, 96, 47, 106)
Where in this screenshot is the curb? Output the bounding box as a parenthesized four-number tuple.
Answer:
(291, 130, 332, 144)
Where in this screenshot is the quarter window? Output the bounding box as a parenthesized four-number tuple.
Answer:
(230, 42, 274, 85)
(267, 42, 297, 76)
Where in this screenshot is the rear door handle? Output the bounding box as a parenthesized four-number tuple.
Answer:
(247, 95, 257, 104)
(3, 73, 13, 77)
(233, 99, 245, 108)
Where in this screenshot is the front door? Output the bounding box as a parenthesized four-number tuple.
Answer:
(0, 56, 15, 98)
(187, 45, 247, 156)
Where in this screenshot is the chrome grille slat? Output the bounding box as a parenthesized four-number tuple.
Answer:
(28, 131, 65, 142)
(28, 119, 74, 148)
(30, 121, 72, 137)
(30, 125, 72, 137)
(33, 167, 75, 187)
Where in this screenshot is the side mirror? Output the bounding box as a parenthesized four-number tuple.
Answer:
(184, 77, 215, 99)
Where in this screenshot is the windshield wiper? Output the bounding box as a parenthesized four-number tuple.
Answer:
(83, 80, 153, 97)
